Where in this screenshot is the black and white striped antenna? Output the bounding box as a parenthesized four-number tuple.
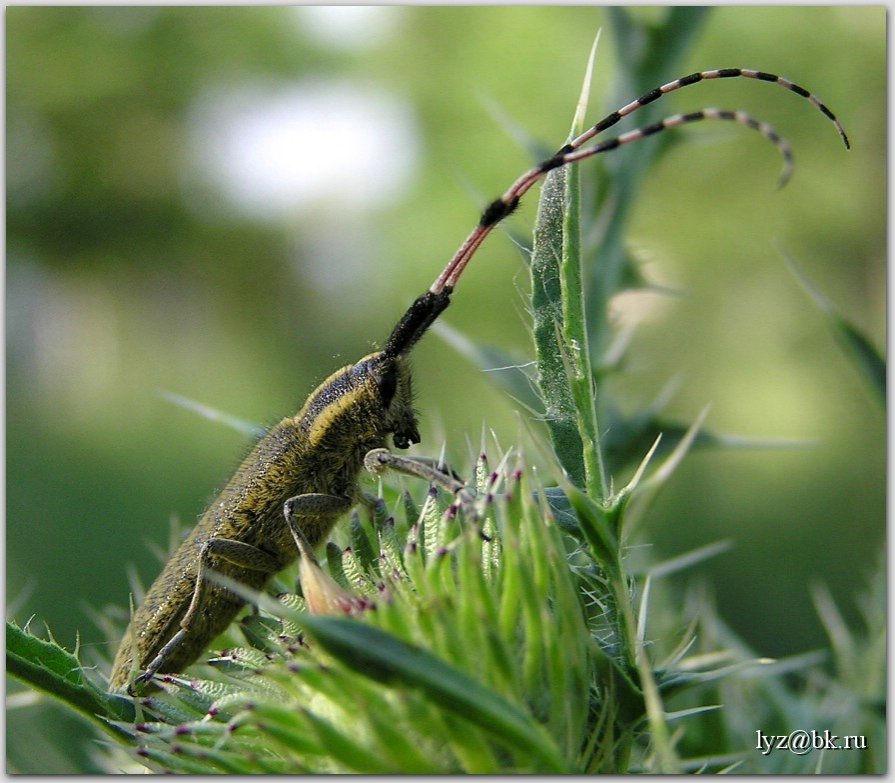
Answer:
(385, 67, 848, 357)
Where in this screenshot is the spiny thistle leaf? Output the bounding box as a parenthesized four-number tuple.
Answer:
(530, 164, 587, 489)
(7, 620, 135, 727)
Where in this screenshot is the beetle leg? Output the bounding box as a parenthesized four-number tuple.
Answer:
(363, 448, 477, 519)
(130, 538, 279, 693)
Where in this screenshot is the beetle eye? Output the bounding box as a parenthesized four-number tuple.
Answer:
(376, 364, 398, 407)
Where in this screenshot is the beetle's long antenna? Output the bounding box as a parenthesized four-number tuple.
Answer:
(383, 288, 452, 358)
(431, 68, 849, 295)
(568, 68, 848, 154)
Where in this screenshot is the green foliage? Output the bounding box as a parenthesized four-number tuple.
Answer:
(7, 621, 134, 728)
(3, 451, 649, 772)
(785, 254, 886, 407)
(13, 447, 883, 772)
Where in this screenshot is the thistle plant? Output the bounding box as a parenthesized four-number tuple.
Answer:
(8, 9, 884, 775)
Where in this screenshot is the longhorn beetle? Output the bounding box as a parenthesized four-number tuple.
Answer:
(110, 67, 848, 691)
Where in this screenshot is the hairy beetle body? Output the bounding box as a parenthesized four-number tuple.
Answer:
(110, 352, 415, 688)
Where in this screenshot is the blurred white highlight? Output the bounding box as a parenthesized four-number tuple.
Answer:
(189, 80, 418, 220)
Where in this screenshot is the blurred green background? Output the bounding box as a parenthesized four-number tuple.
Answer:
(7, 6, 884, 772)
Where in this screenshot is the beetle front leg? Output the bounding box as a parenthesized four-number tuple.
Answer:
(363, 447, 477, 519)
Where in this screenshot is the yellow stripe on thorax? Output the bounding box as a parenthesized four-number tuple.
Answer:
(305, 383, 370, 449)
(295, 352, 381, 450)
